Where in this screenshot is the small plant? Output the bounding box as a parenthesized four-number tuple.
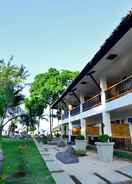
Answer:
(42, 137, 48, 144)
(76, 134, 85, 140)
(55, 133, 61, 138)
(98, 134, 109, 142)
(74, 149, 87, 157)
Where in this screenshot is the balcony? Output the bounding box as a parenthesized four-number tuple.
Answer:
(71, 105, 80, 116)
(83, 94, 101, 112)
(106, 75, 132, 102)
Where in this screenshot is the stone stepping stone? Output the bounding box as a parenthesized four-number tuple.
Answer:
(116, 165, 132, 178)
(52, 172, 74, 184)
(46, 161, 63, 173)
(72, 174, 106, 184)
(41, 154, 54, 161)
(56, 146, 79, 164)
(94, 171, 131, 184)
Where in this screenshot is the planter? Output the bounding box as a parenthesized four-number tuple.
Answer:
(63, 138, 67, 145)
(95, 142, 114, 162)
(75, 140, 87, 151)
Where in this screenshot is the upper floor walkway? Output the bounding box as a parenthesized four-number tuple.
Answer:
(62, 75, 132, 123)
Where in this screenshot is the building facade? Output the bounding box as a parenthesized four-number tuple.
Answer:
(51, 12, 132, 150)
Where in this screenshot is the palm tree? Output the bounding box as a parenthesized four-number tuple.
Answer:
(0, 58, 28, 136)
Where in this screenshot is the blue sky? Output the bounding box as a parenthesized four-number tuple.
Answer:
(0, 1, 132, 82)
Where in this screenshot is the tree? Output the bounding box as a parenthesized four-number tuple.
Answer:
(30, 68, 79, 108)
(20, 113, 37, 134)
(24, 97, 48, 133)
(26, 68, 79, 135)
(0, 58, 28, 136)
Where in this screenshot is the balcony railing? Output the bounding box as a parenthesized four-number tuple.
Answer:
(83, 94, 101, 112)
(71, 105, 80, 116)
(105, 75, 132, 101)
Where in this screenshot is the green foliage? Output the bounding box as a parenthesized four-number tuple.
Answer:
(75, 134, 85, 140)
(17, 145, 27, 173)
(42, 137, 48, 144)
(24, 68, 78, 133)
(0, 58, 28, 135)
(98, 134, 109, 142)
(74, 149, 87, 157)
(20, 113, 38, 133)
(29, 68, 79, 108)
(55, 133, 61, 138)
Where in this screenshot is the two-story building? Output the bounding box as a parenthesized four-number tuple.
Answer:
(51, 11, 132, 150)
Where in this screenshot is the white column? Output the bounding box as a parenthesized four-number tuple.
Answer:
(100, 77, 107, 105)
(102, 112, 112, 136)
(68, 104, 72, 143)
(80, 95, 86, 138)
(128, 122, 132, 144)
(100, 77, 112, 136)
(60, 110, 64, 136)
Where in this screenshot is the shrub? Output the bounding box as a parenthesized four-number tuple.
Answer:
(76, 134, 85, 140)
(42, 138, 48, 144)
(74, 149, 87, 156)
(55, 133, 61, 138)
(114, 150, 132, 161)
(98, 134, 109, 142)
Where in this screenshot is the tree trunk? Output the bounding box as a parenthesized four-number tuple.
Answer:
(38, 119, 40, 134)
(8, 126, 11, 137)
(27, 126, 29, 134)
(0, 126, 3, 138)
(49, 109, 52, 138)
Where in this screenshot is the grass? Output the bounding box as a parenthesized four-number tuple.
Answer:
(0, 138, 55, 184)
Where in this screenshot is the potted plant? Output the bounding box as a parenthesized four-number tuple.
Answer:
(75, 134, 87, 151)
(95, 134, 114, 162)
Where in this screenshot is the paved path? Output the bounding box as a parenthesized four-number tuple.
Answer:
(34, 139, 132, 184)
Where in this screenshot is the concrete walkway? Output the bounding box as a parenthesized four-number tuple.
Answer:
(34, 140, 132, 184)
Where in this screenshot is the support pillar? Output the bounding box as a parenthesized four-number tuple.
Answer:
(80, 96, 86, 138)
(102, 112, 112, 136)
(68, 104, 72, 143)
(100, 77, 112, 136)
(128, 122, 132, 144)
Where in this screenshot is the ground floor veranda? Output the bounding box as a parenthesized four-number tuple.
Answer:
(58, 105, 132, 151)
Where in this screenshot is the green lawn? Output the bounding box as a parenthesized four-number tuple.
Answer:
(0, 138, 55, 184)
